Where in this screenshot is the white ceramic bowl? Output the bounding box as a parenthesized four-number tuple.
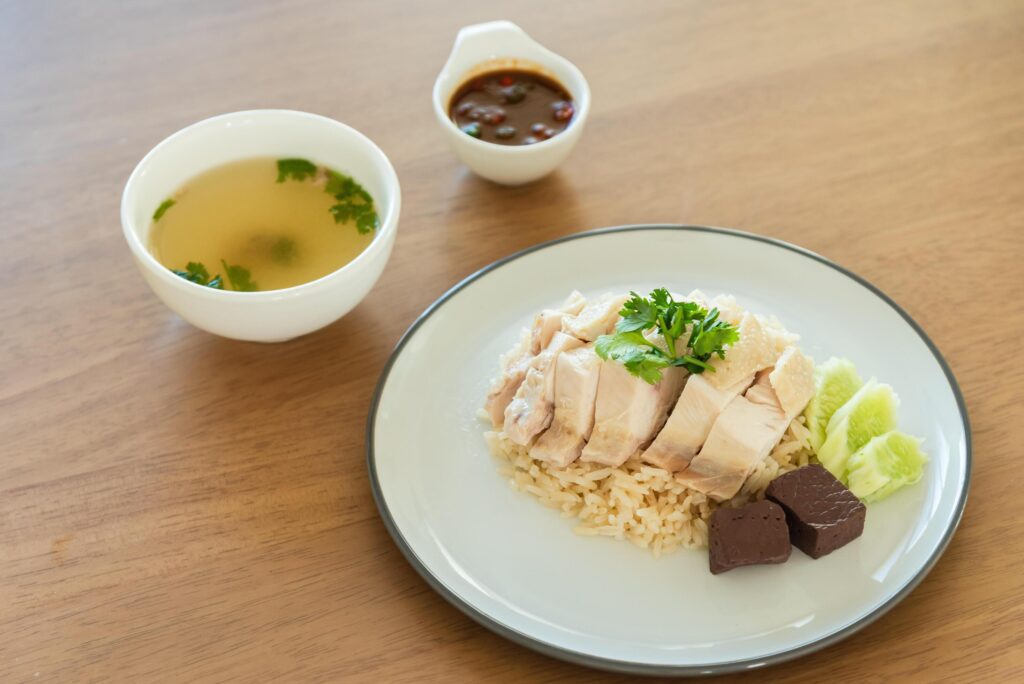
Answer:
(432, 21, 591, 185)
(121, 110, 401, 342)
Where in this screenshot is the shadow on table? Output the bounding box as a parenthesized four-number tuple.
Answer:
(152, 305, 383, 455)
(444, 168, 588, 260)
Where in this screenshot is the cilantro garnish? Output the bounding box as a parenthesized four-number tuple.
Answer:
(153, 198, 176, 222)
(595, 331, 671, 384)
(275, 159, 318, 183)
(326, 170, 378, 234)
(270, 236, 297, 265)
(169, 260, 255, 291)
(172, 261, 223, 289)
(276, 158, 379, 235)
(220, 260, 258, 292)
(595, 289, 741, 384)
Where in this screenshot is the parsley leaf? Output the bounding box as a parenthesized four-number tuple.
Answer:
(326, 170, 379, 235)
(276, 158, 318, 183)
(270, 236, 297, 265)
(616, 291, 659, 333)
(595, 331, 671, 385)
(171, 261, 223, 289)
(688, 308, 741, 359)
(595, 289, 741, 383)
(220, 260, 258, 292)
(153, 198, 176, 222)
(275, 160, 379, 235)
(181, 261, 209, 283)
(324, 170, 360, 198)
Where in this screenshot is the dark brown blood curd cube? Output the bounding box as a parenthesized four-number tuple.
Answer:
(708, 500, 791, 574)
(766, 464, 866, 559)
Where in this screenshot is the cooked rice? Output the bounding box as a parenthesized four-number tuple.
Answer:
(484, 416, 815, 557)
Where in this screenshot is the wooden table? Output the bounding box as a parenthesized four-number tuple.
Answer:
(3, 0, 1022, 680)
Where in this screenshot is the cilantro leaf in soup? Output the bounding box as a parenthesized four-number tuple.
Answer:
(326, 169, 379, 235)
(354, 210, 378, 235)
(153, 198, 176, 222)
(171, 261, 224, 289)
(324, 170, 360, 198)
(275, 162, 380, 234)
(276, 158, 318, 183)
(220, 260, 258, 292)
(183, 261, 209, 283)
(270, 236, 297, 265)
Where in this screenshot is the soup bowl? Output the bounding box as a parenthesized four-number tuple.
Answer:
(121, 109, 401, 342)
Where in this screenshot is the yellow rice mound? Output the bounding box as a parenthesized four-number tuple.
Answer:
(484, 417, 815, 557)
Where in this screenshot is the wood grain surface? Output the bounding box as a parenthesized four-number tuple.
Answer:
(2, 0, 1023, 681)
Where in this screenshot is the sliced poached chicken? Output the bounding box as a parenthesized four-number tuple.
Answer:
(562, 293, 629, 342)
(483, 291, 586, 427)
(641, 311, 776, 471)
(530, 291, 587, 354)
(702, 311, 777, 390)
(640, 372, 755, 471)
(530, 346, 602, 467)
(676, 346, 815, 500)
(580, 361, 687, 467)
(503, 332, 585, 445)
(506, 291, 624, 448)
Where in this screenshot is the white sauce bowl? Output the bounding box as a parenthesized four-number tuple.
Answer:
(433, 21, 591, 185)
(121, 110, 401, 342)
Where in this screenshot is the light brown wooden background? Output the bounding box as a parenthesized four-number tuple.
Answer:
(2, 0, 1022, 681)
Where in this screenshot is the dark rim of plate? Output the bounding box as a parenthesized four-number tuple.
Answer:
(364, 224, 972, 676)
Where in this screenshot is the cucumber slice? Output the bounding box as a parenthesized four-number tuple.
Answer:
(817, 379, 899, 481)
(847, 430, 928, 502)
(804, 357, 863, 451)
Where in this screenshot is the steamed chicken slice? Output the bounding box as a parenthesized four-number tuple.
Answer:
(684, 289, 712, 310)
(504, 332, 585, 445)
(639, 311, 774, 471)
(676, 347, 815, 500)
(692, 291, 797, 353)
(674, 373, 787, 500)
(703, 311, 778, 389)
(562, 293, 629, 342)
(530, 347, 602, 467)
(530, 291, 587, 354)
(708, 293, 744, 326)
(640, 372, 755, 471)
(483, 291, 586, 427)
(768, 345, 818, 419)
(580, 361, 687, 467)
(483, 330, 532, 428)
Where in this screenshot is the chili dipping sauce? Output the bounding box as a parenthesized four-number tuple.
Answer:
(448, 70, 575, 146)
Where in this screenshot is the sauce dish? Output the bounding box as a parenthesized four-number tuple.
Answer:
(433, 21, 591, 185)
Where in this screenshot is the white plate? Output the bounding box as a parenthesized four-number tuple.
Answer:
(367, 226, 970, 675)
